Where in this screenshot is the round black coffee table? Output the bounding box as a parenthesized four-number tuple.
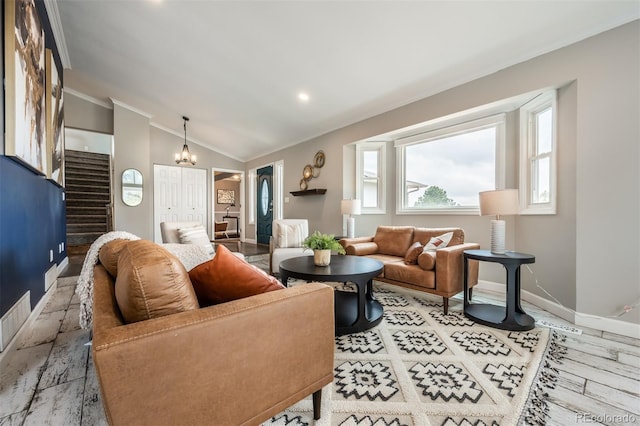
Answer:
(279, 255, 384, 336)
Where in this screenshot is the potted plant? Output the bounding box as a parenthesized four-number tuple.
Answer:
(303, 231, 346, 266)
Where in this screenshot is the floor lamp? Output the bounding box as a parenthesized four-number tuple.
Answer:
(479, 189, 519, 254)
(341, 199, 361, 238)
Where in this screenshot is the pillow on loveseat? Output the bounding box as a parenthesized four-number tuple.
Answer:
(115, 240, 200, 323)
(189, 245, 285, 306)
(404, 242, 423, 264)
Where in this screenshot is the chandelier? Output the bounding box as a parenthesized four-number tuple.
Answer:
(175, 116, 196, 165)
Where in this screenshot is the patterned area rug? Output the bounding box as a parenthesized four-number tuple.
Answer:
(265, 282, 564, 426)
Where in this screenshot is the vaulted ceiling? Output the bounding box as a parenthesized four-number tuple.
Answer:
(55, 1, 639, 162)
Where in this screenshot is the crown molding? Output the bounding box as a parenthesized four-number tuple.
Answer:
(65, 88, 113, 109)
(43, 0, 71, 69)
(110, 98, 153, 119)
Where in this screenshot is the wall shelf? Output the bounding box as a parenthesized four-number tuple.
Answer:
(290, 189, 327, 196)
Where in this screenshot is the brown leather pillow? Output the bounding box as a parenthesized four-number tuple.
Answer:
(417, 251, 437, 271)
(189, 245, 285, 306)
(98, 239, 130, 277)
(404, 242, 423, 265)
(115, 240, 199, 323)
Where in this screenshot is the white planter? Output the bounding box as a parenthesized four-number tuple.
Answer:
(314, 249, 331, 266)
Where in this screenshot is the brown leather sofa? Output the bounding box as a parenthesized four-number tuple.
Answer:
(340, 226, 479, 314)
(92, 240, 334, 425)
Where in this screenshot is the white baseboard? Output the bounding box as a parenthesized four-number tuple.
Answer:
(575, 312, 640, 339)
(474, 280, 640, 339)
(45, 264, 58, 292)
(244, 238, 257, 244)
(0, 281, 57, 367)
(0, 291, 31, 352)
(0, 258, 67, 362)
(57, 257, 69, 275)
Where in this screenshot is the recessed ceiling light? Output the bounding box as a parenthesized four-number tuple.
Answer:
(297, 92, 310, 102)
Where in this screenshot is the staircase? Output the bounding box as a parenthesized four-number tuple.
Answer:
(65, 150, 112, 254)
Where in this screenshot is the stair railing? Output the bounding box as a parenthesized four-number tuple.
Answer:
(106, 203, 114, 232)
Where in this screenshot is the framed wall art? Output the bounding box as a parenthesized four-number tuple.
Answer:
(4, 0, 47, 175)
(45, 48, 64, 186)
(217, 189, 235, 204)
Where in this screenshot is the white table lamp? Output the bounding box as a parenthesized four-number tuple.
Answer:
(479, 189, 519, 254)
(341, 199, 361, 238)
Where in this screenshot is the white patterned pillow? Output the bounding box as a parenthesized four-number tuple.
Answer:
(178, 225, 215, 256)
(422, 232, 454, 252)
(277, 223, 305, 248)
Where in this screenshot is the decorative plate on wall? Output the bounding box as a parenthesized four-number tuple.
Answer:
(303, 164, 313, 180)
(299, 178, 308, 190)
(313, 150, 325, 168)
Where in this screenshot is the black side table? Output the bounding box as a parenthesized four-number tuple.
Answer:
(463, 249, 535, 331)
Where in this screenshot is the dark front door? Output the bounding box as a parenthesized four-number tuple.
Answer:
(256, 166, 273, 245)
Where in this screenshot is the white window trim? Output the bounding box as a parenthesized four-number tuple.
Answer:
(395, 114, 506, 214)
(519, 90, 557, 215)
(356, 141, 386, 214)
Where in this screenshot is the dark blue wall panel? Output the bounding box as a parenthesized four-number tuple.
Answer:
(0, 156, 66, 316)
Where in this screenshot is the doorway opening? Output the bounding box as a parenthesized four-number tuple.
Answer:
(213, 169, 244, 245)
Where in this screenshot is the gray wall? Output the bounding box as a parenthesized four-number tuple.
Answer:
(113, 104, 152, 239)
(65, 93, 113, 134)
(246, 21, 639, 325)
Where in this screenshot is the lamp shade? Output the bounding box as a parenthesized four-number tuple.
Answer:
(341, 199, 361, 215)
(478, 189, 519, 218)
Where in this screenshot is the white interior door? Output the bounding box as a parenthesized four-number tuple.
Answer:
(182, 168, 207, 224)
(153, 165, 207, 243)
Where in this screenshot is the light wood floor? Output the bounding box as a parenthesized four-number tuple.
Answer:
(0, 260, 638, 425)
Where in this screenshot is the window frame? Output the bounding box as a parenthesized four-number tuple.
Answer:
(395, 114, 506, 215)
(355, 141, 386, 214)
(519, 90, 557, 215)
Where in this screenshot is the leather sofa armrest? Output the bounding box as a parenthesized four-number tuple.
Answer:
(339, 236, 373, 246)
(344, 242, 379, 256)
(339, 237, 376, 256)
(93, 283, 335, 425)
(434, 242, 480, 295)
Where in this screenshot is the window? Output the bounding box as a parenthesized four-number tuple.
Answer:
(356, 142, 386, 213)
(519, 91, 557, 214)
(395, 114, 505, 213)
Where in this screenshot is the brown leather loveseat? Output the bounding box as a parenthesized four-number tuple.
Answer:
(340, 226, 479, 314)
(91, 239, 334, 425)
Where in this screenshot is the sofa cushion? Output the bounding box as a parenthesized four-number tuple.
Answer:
(189, 245, 285, 306)
(417, 251, 437, 270)
(178, 224, 215, 256)
(98, 239, 129, 277)
(115, 240, 200, 324)
(423, 232, 454, 252)
(384, 262, 436, 289)
(404, 242, 423, 265)
(373, 226, 414, 257)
